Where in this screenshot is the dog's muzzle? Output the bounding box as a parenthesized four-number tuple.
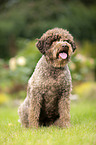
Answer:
(57, 44, 69, 59)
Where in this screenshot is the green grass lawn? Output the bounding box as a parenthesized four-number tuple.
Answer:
(0, 101, 96, 145)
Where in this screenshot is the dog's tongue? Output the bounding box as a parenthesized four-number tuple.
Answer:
(59, 52, 67, 59)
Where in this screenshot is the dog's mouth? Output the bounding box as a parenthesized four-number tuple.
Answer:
(57, 50, 68, 60)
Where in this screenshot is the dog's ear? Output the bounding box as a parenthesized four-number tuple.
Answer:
(36, 35, 61, 54)
(71, 41, 77, 52)
(67, 40, 76, 52)
(36, 39, 45, 54)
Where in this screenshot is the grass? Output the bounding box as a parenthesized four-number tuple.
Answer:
(0, 101, 96, 145)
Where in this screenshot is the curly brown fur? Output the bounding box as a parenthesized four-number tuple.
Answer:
(18, 28, 76, 128)
(36, 28, 76, 54)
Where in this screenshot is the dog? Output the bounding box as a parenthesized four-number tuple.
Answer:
(18, 28, 76, 128)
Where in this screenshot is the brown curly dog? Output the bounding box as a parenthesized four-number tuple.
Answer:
(18, 28, 76, 128)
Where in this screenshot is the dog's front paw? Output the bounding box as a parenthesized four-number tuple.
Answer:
(54, 119, 70, 128)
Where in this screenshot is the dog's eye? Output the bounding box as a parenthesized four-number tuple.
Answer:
(62, 44, 69, 49)
(65, 45, 69, 49)
(48, 35, 61, 46)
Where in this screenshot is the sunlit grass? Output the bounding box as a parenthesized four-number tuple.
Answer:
(0, 101, 96, 145)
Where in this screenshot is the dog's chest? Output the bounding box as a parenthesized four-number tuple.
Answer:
(42, 69, 70, 102)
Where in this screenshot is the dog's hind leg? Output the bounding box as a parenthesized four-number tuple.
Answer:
(18, 97, 29, 127)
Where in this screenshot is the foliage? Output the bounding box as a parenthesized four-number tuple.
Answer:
(81, 41, 96, 58)
(0, 93, 10, 105)
(69, 52, 94, 82)
(0, 101, 96, 145)
(0, 39, 95, 99)
(10, 40, 41, 84)
(0, 0, 96, 58)
(73, 82, 96, 100)
(0, 40, 41, 99)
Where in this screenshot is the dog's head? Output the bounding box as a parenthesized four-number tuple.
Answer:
(36, 28, 76, 68)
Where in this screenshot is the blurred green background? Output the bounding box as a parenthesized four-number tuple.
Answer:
(0, 0, 96, 105)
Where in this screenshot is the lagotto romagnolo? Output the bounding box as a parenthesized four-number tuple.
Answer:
(18, 28, 76, 128)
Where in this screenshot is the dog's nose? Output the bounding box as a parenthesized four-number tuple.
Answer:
(62, 44, 69, 49)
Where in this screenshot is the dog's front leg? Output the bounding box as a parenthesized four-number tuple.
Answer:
(54, 96, 70, 128)
(28, 94, 43, 128)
